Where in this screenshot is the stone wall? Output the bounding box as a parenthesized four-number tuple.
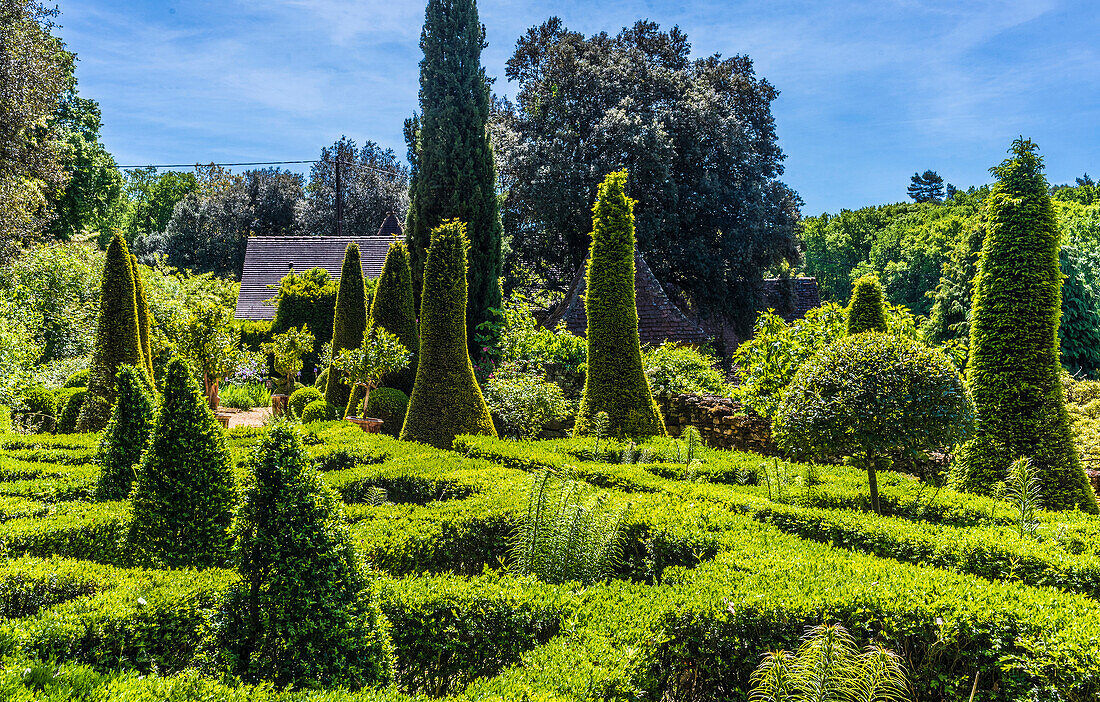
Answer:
(658, 393, 774, 454)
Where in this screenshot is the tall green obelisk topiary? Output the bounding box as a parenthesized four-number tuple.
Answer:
(369, 240, 418, 394)
(954, 139, 1098, 513)
(130, 254, 154, 379)
(405, 0, 502, 350)
(77, 232, 146, 432)
(574, 171, 665, 439)
(400, 220, 496, 448)
(847, 274, 889, 335)
(325, 243, 368, 416)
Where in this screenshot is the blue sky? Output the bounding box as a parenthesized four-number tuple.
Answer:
(59, 0, 1099, 215)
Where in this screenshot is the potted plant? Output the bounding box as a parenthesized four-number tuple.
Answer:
(179, 301, 255, 426)
(262, 325, 315, 417)
(332, 327, 410, 432)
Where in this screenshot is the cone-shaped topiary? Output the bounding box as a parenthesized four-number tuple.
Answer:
(847, 274, 889, 335)
(94, 365, 155, 501)
(78, 232, 146, 432)
(127, 358, 237, 566)
(200, 424, 395, 688)
(401, 220, 496, 448)
(954, 139, 1097, 512)
(574, 171, 666, 439)
(369, 240, 419, 394)
(325, 243, 368, 415)
(130, 254, 153, 379)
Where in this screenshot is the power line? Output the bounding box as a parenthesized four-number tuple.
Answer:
(114, 159, 405, 177)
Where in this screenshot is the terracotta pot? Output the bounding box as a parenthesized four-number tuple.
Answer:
(346, 416, 384, 433)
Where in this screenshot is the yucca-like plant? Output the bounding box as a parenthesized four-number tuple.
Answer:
(510, 467, 628, 585)
(1004, 457, 1042, 537)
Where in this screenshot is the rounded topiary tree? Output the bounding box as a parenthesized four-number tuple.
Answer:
(94, 365, 156, 501)
(364, 387, 408, 437)
(773, 333, 973, 515)
(301, 399, 339, 424)
(288, 386, 323, 420)
(325, 243, 368, 414)
(369, 240, 419, 394)
(574, 170, 665, 439)
(56, 389, 86, 434)
(954, 139, 1098, 513)
(202, 424, 395, 688)
(78, 232, 147, 432)
(130, 254, 154, 379)
(847, 274, 889, 335)
(400, 220, 496, 448)
(126, 358, 236, 567)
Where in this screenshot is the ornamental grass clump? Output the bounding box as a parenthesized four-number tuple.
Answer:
(846, 274, 889, 335)
(325, 243, 369, 413)
(94, 365, 155, 501)
(369, 239, 419, 394)
(126, 358, 236, 568)
(201, 423, 395, 689)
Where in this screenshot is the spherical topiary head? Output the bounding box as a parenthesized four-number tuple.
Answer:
(846, 274, 889, 335)
(302, 399, 339, 424)
(364, 387, 409, 437)
(289, 386, 323, 420)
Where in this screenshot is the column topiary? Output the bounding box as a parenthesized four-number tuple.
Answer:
(77, 232, 146, 432)
(325, 243, 368, 415)
(574, 171, 666, 439)
(94, 365, 155, 501)
(126, 357, 237, 567)
(369, 240, 418, 394)
(400, 220, 496, 448)
(200, 424, 395, 688)
(846, 274, 889, 335)
(954, 139, 1098, 513)
(130, 254, 153, 379)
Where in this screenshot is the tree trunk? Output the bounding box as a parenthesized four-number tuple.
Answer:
(204, 374, 220, 410)
(865, 454, 881, 516)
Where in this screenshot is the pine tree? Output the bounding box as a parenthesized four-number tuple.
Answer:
(325, 243, 368, 415)
(401, 220, 496, 448)
(130, 254, 153, 379)
(574, 171, 666, 439)
(908, 170, 945, 202)
(405, 0, 502, 350)
(846, 274, 889, 335)
(77, 232, 146, 432)
(954, 139, 1097, 512)
(369, 240, 418, 394)
(127, 358, 237, 566)
(94, 365, 156, 501)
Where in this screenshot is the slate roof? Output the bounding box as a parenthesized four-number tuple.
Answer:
(759, 276, 821, 323)
(234, 213, 404, 321)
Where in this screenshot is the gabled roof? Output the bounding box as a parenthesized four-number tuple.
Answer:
(234, 214, 404, 321)
(760, 276, 822, 323)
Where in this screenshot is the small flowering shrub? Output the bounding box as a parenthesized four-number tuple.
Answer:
(484, 373, 572, 440)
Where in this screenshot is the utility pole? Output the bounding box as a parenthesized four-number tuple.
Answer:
(334, 159, 344, 237)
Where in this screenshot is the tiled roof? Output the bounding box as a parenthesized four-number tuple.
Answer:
(760, 276, 821, 322)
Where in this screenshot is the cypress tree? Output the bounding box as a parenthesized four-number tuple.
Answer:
(369, 240, 419, 394)
(954, 139, 1098, 512)
(130, 254, 154, 379)
(405, 0, 502, 349)
(401, 220, 496, 448)
(77, 232, 146, 432)
(847, 274, 889, 335)
(574, 171, 666, 439)
(325, 243, 368, 415)
(94, 365, 156, 501)
(127, 358, 237, 567)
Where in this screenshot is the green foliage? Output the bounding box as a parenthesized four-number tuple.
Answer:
(313, 367, 329, 392)
(643, 342, 729, 398)
(575, 171, 665, 439)
(1004, 457, 1043, 538)
(19, 386, 57, 434)
(238, 320, 273, 352)
(63, 369, 90, 388)
(495, 293, 587, 376)
(126, 358, 236, 568)
(401, 220, 496, 448)
(201, 424, 395, 688)
(325, 243, 369, 413)
(119, 167, 198, 245)
(332, 327, 410, 418)
(846, 274, 889, 335)
(364, 388, 409, 437)
(94, 366, 155, 501)
(270, 267, 336, 384)
(178, 299, 247, 408)
(484, 373, 572, 440)
(263, 326, 314, 394)
(130, 255, 153, 379)
(955, 140, 1098, 512)
(369, 240, 419, 394)
(219, 382, 270, 412)
(288, 387, 323, 420)
(55, 389, 85, 434)
(301, 399, 339, 424)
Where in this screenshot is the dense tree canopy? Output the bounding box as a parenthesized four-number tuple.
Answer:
(119, 167, 198, 246)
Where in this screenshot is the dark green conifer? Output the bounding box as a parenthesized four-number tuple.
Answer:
(954, 139, 1098, 512)
(94, 365, 156, 501)
(127, 358, 237, 566)
(405, 0, 502, 349)
(130, 254, 154, 379)
(401, 220, 496, 448)
(325, 243, 368, 415)
(847, 274, 889, 335)
(369, 240, 419, 393)
(574, 171, 665, 439)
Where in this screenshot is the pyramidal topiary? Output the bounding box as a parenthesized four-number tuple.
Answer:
(130, 253, 154, 379)
(369, 240, 418, 394)
(94, 365, 156, 501)
(77, 232, 146, 432)
(847, 274, 889, 335)
(126, 358, 237, 567)
(325, 243, 368, 415)
(200, 423, 395, 688)
(400, 220, 496, 448)
(574, 171, 665, 439)
(954, 139, 1098, 513)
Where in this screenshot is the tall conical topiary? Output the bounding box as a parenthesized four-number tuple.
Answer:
(130, 253, 154, 379)
(127, 358, 237, 566)
(369, 240, 418, 394)
(847, 274, 889, 335)
(201, 424, 395, 688)
(77, 232, 146, 432)
(401, 220, 496, 448)
(954, 139, 1097, 513)
(406, 0, 502, 350)
(325, 243, 368, 415)
(574, 171, 665, 439)
(94, 365, 156, 501)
